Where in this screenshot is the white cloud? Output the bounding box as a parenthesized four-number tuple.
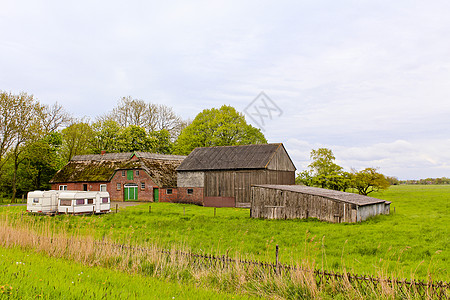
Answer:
(285, 138, 450, 179)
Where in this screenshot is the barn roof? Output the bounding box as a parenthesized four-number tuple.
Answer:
(253, 185, 390, 206)
(177, 143, 296, 171)
(50, 152, 186, 187)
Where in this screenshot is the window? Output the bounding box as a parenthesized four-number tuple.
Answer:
(59, 185, 67, 191)
(122, 170, 126, 177)
(136, 170, 140, 176)
(76, 199, 84, 205)
(141, 182, 145, 189)
(83, 184, 88, 191)
(167, 189, 173, 195)
(101, 197, 109, 203)
(117, 183, 121, 190)
(100, 184, 107, 192)
(60, 200, 71, 206)
(87, 199, 94, 204)
(33, 198, 39, 203)
(187, 188, 193, 195)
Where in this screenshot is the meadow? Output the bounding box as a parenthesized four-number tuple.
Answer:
(0, 246, 256, 299)
(0, 185, 448, 299)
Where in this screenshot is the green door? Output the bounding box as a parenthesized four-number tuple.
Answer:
(127, 170, 134, 180)
(153, 188, 159, 202)
(124, 184, 138, 201)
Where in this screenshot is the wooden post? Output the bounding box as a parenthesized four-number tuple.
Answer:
(93, 206, 95, 215)
(183, 207, 185, 215)
(66, 208, 68, 214)
(275, 244, 279, 265)
(149, 205, 151, 213)
(21, 211, 23, 221)
(115, 204, 118, 214)
(214, 207, 216, 217)
(394, 207, 396, 213)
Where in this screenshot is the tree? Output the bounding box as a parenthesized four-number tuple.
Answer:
(173, 105, 267, 155)
(105, 96, 185, 139)
(352, 167, 390, 195)
(116, 125, 156, 152)
(296, 148, 352, 191)
(91, 119, 122, 154)
(149, 129, 173, 154)
(60, 121, 95, 162)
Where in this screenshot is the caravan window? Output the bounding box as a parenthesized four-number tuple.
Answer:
(33, 198, 39, 203)
(87, 199, 94, 204)
(76, 199, 84, 205)
(101, 197, 109, 203)
(60, 200, 71, 206)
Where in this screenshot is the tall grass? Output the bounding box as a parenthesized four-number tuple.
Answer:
(1, 214, 445, 299)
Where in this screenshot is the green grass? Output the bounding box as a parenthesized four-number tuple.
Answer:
(0, 246, 257, 299)
(1, 185, 448, 281)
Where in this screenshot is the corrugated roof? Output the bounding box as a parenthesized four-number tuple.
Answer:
(253, 185, 390, 206)
(51, 152, 186, 187)
(177, 143, 283, 171)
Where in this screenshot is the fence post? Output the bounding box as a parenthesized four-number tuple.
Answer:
(149, 205, 151, 213)
(214, 207, 216, 217)
(275, 244, 279, 273)
(116, 204, 118, 213)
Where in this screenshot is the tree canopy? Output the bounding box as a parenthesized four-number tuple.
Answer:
(296, 148, 389, 195)
(173, 105, 267, 155)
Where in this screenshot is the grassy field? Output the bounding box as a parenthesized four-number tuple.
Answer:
(0, 184, 448, 296)
(0, 246, 257, 299)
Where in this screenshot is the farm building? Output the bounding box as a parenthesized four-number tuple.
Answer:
(176, 143, 296, 207)
(50, 152, 186, 202)
(250, 185, 391, 223)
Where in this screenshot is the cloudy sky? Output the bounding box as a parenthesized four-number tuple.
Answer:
(1, 0, 449, 179)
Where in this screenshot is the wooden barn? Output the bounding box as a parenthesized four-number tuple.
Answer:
(176, 143, 296, 207)
(50, 152, 185, 202)
(250, 185, 391, 223)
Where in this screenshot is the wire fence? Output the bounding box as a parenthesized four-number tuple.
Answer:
(96, 241, 449, 299)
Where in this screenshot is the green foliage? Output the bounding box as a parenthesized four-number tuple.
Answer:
(116, 125, 156, 152)
(148, 129, 174, 154)
(174, 105, 267, 155)
(90, 119, 122, 154)
(297, 148, 390, 194)
(60, 121, 95, 161)
(352, 167, 390, 195)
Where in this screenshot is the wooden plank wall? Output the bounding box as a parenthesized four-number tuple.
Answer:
(204, 170, 295, 207)
(266, 146, 296, 171)
(251, 186, 356, 223)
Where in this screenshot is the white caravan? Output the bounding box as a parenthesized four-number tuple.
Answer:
(58, 191, 110, 214)
(27, 190, 61, 214)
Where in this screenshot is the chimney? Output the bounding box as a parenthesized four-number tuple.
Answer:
(101, 150, 106, 155)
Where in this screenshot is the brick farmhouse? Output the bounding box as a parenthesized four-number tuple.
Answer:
(50, 152, 185, 202)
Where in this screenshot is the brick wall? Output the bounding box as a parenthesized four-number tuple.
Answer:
(51, 168, 160, 202)
(175, 187, 204, 205)
(159, 188, 178, 203)
(109, 169, 157, 201)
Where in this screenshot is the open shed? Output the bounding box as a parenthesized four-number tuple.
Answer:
(250, 185, 391, 223)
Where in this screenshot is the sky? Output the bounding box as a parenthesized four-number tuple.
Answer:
(1, 0, 449, 179)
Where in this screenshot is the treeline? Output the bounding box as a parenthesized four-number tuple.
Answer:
(296, 148, 390, 195)
(398, 178, 450, 185)
(0, 92, 266, 200)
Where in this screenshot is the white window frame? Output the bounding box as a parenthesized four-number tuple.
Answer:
(136, 170, 140, 176)
(140, 182, 145, 189)
(59, 185, 67, 190)
(100, 184, 107, 192)
(117, 183, 121, 190)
